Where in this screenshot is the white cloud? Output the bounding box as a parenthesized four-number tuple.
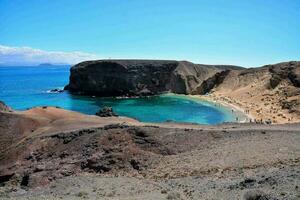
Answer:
(0, 44, 100, 65)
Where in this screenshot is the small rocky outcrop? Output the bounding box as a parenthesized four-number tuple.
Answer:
(243, 190, 270, 200)
(0, 101, 12, 112)
(96, 107, 118, 117)
(49, 88, 64, 93)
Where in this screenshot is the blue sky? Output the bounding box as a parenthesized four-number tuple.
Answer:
(0, 0, 299, 67)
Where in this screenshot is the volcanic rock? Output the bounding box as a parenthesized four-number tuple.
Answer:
(96, 106, 118, 117)
(49, 88, 64, 93)
(65, 60, 242, 97)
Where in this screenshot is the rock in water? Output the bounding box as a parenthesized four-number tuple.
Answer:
(49, 88, 64, 93)
(96, 107, 118, 117)
(65, 60, 241, 97)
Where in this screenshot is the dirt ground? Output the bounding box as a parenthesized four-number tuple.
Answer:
(0, 107, 299, 199)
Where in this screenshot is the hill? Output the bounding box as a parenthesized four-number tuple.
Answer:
(65, 60, 242, 96)
(197, 61, 300, 123)
(0, 104, 299, 199)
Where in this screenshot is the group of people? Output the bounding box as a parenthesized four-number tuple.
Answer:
(231, 108, 272, 124)
(249, 118, 272, 124)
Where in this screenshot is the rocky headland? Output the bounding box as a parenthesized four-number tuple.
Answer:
(64, 60, 242, 96)
(65, 60, 300, 123)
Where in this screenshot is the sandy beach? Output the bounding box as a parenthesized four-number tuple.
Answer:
(195, 91, 300, 124)
(185, 94, 254, 123)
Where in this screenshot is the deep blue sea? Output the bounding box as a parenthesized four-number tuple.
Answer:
(0, 65, 238, 124)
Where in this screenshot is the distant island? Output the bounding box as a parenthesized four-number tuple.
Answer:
(38, 63, 69, 66)
(38, 63, 55, 66)
(0, 63, 70, 67)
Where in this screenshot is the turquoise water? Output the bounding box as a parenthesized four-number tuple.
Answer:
(0, 65, 237, 124)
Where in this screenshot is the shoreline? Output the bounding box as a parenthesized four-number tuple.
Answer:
(8, 92, 252, 125)
(194, 92, 300, 124)
(166, 93, 253, 123)
(2, 91, 292, 125)
(187, 94, 255, 123)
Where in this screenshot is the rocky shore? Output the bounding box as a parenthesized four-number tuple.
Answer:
(65, 60, 300, 124)
(0, 103, 299, 199)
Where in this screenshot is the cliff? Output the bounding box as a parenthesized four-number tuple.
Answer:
(200, 61, 300, 122)
(65, 60, 242, 96)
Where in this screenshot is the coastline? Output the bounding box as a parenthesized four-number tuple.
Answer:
(187, 94, 255, 123)
(192, 91, 300, 124)
(165, 93, 252, 123)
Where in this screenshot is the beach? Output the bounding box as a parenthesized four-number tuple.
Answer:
(185, 94, 253, 123)
(192, 91, 300, 124)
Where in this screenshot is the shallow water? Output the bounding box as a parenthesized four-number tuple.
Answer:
(0, 65, 239, 124)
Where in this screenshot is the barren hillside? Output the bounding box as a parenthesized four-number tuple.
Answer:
(0, 104, 299, 199)
(197, 61, 300, 123)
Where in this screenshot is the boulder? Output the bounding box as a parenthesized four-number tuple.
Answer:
(243, 190, 270, 200)
(96, 107, 118, 117)
(49, 88, 64, 93)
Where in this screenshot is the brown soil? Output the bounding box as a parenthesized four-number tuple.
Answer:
(197, 61, 300, 124)
(0, 107, 299, 199)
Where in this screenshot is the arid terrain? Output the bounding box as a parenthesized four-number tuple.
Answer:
(193, 61, 300, 124)
(1, 0, 299, 198)
(0, 102, 299, 200)
(0, 60, 300, 200)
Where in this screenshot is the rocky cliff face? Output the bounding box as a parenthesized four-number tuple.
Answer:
(196, 61, 300, 94)
(65, 60, 241, 96)
(195, 70, 231, 94)
(205, 61, 300, 121)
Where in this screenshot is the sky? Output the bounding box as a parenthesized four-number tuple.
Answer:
(0, 0, 299, 67)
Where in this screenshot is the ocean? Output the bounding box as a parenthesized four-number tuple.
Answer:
(0, 65, 238, 124)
